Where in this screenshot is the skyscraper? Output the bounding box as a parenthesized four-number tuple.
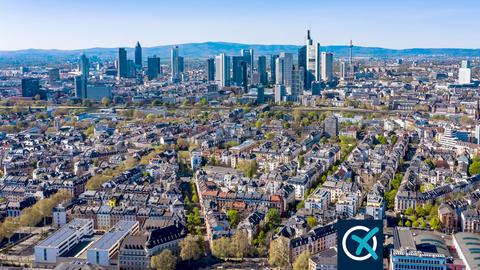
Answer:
(134, 41, 142, 68)
(298, 45, 307, 88)
(258, 56, 267, 85)
(306, 29, 321, 86)
(340, 62, 348, 79)
(459, 60, 472, 84)
(48, 68, 60, 85)
(171, 46, 180, 83)
(78, 54, 89, 98)
(232, 56, 244, 86)
(207, 58, 215, 81)
(117, 48, 128, 79)
(292, 66, 304, 97)
(21, 78, 40, 98)
(241, 49, 254, 83)
(215, 53, 230, 88)
(147, 55, 161, 80)
(321, 52, 334, 82)
(270, 54, 279, 84)
(178, 56, 184, 73)
(274, 84, 286, 103)
(275, 52, 293, 91)
(461, 60, 471, 69)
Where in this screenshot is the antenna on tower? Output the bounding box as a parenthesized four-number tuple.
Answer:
(349, 40, 354, 77)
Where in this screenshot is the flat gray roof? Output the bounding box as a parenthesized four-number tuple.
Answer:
(88, 220, 138, 252)
(454, 232, 480, 269)
(394, 227, 416, 250)
(37, 219, 92, 248)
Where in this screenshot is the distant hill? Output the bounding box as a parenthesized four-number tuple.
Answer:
(1, 42, 480, 66)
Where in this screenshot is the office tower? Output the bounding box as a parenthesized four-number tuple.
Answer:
(171, 46, 180, 83)
(48, 68, 60, 85)
(241, 61, 248, 90)
(147, 55, 161, 80)
(291, 66, 304, 97)
(117, 48, 128, 79)
(324, 116, 338, 138)
(274, 84, 286, 103)
(275, 52, 293, 90)
(321, 52, 334, 82)
(21, 78, 40, 97)
(349, 40, 354, 77)
(298, 45, 307, 88)
(459, 68, 472, 84)
(256, 86, 265, 104)
(306, 29, 321, 85)
(232, 56, 244, 86)
(241, 49, 254, 82)
(476, 124, 480, 144)
(311, 81, 322, 96)
(74, 75, 84, 98)
(258, 56, 267, 85)
(459, 60, 472, 84)
(461, 60, 471, 69)
(79, 53, 89, 76)
(134, 41, 142, 68)
(215, 53, 230, 88)
(340, 62, 348, 79)
(207, 58, 215, 81)
(78, 54, 89, 98)
(270, 54, 279, 84)
(127, 60, 136, 77)
(178, 56, 184, 73)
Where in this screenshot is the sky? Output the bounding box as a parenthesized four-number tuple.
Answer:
(0, 0, 479, 50)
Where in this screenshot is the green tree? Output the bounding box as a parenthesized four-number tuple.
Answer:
(306, 216, 317, 228)
(101, 97, 111, 107)
(266, 208, 281, 225)
(293, 250, 311, 270)
(430, 217, 441, 230)
(150, 249, 177, 270)
(227, 209, 240, 228)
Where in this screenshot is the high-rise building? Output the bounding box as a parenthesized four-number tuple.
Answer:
(340, 61, 348, 79)
(207, 58, 215, 81)
(117, 48, 128, 79)
(275, 52, 293, 91)
(171, 46, 180, 83)
(461, 60, 471, 69)
(178, 56, 184, 73)
(77, 54, 89, 98)
(79, 53, 89, 76)
(134, 41, 142, 68)
(48, 68, 60, 85)
(311, 81, 322, 96)
(74, 75, 84, 98)
(21, 78, 40, 98)
(258, 56, 267, 85)
(127, 60, 136, 78)
(270, 54, 279, 84)
(232, 56, 244, 86)
(306, 29, 321, 86)
(324, 116, 338, 138)
(459, 60, 472, 84)
(298, 45, 307, 88)
(292, 66, 304, 97)
(241, 61, 248, 90)
(321, 52, 334, 82)
(274, 84, 286, 103)
(241, 49, 254, 82)
(256, 86, 265, 104)
(147, 55, 161, 80)
(215, 53, 230, 88)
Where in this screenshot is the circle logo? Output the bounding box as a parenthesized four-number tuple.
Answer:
(341, 225, 379, 261)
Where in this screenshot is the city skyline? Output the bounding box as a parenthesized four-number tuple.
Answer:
(1, 0, 480, 51)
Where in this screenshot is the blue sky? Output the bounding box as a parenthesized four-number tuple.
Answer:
(0, 0, 478, 50)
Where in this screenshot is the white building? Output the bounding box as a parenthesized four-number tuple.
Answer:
(215, 53, 230, 88)
(366, 193, 385, 220)
(87, 220, 139, 266)
(335, 192, 358, 217)
(34, 219, 93, 264)
(459, 68, 472, 84)
(305, 188, 330, 210)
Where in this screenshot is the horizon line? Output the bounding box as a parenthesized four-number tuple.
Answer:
(1, 41, 480, 52)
